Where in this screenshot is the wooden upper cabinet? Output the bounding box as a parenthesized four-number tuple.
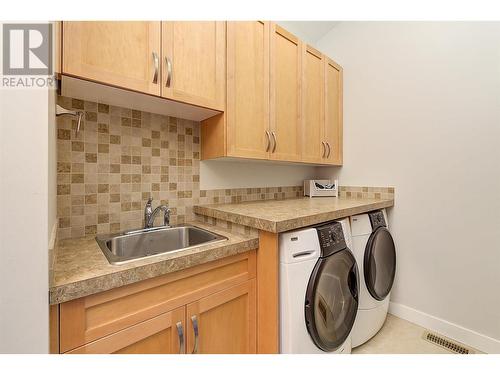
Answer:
(161, 22, 225, 110)
(53, 22, 62, 75)
(186, 280, 256, 354)
(270, 24, 302, 162)
(301, 45, 325, 164)
(324, 57, 343, 165)
(66, 307, 185, 354)
(62, 22, 161, 95)
(226, 21, 270, 160)
(62, 21, 342, 165)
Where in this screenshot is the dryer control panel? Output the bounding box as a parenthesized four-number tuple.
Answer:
(316, 222, 347, 257)
(368, 210, 387, 230)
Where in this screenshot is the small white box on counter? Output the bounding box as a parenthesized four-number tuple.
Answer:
(304, 179, 338, 197)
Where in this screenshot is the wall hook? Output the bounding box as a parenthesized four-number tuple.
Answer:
(56, 104, 84, 137)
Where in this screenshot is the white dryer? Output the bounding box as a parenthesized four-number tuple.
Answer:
(279, 219, 358, 353)
(350, 209, 396, 347)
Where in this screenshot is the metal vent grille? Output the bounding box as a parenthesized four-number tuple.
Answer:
(423, 331, 473, 354)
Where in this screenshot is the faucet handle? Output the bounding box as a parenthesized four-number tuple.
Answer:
(146, 197, 153, 205)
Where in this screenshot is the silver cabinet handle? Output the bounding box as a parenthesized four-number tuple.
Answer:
(191, 315, 199, 354)
(265, 130, 271, 152)
(322, 141, 326, 158)
(152, 52, 159, 84)
(326, 142, 331, 158)
(271, 132, 277, 153)
(165, 57, 172, 88)
(176, 321, 185, 354)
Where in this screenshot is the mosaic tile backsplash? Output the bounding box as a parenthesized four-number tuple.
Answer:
(56, 96, 304, 239)
(338, 186, 395, 200)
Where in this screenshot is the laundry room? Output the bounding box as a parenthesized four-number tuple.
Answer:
(1, 1, 500, 374)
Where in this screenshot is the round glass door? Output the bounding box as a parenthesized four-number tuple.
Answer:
(364, 227, 396, 301)
(305, 249, 359, 352)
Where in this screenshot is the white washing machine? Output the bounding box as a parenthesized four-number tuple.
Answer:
(279, 219, 359, 354)
(350, 209, 396, 348)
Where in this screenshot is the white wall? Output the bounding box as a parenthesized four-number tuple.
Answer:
(0, 24, 51, 353)
(276, 21, 338, 45)
(315, 22, 500, 352)
(200, 159, 316, 190)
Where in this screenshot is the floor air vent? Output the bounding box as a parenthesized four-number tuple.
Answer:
(423, 331, 473, 354)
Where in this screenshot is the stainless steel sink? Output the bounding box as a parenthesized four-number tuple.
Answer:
(96, 225, 228, 265)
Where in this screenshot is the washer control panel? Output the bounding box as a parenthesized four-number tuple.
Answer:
(316, 221, 346, 257)
(368, 210, 386, 230)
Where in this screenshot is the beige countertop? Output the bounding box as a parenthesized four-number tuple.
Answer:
(51, 197, 393, 305)
(49, 221, 258, 305)
(194, 197, 394, 233)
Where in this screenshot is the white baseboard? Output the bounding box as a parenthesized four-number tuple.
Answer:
(389, 302, 500, 354)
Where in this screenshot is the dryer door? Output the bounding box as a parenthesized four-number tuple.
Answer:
(305, 249, 359, 352)
(364, 227, 396, 301)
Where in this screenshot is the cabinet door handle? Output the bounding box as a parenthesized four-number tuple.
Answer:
(191, 315, 199, 354)
(152, 52, 159, 84)
(265, 130, 271, 152)
(165, 57, 172, 88)
(322, 141, 326, 158)
(271, 132, 277, 153)
(176, 321, 185, 354)
(326, 142, 331, 158)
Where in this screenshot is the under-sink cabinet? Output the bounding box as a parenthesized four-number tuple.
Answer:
(66, 307, 186, 354)
(54, 251, 257, 354)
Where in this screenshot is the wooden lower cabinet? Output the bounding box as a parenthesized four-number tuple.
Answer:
(67, 307, 185, 354)
(186, 279, 256, 354)
(58, 251, 258, 354)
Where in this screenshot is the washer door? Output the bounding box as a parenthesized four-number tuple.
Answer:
(364, 227, 396, 301)
(305, 249, 359, 352)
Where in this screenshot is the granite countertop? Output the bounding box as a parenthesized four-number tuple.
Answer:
(49, 221, 258, 305)
(194, 197, 394, 233)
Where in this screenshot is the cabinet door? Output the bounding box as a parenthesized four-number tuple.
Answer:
(324, 57, 343, 165)
(270, 24, 302, 162)
(162, 22, 225, 110)
(226, 21, 270, 160)
(186, 280, 256, 354)
(62, 22, 161, 95)
(301, 45, 324, 164)
(66, 307, 185, 354)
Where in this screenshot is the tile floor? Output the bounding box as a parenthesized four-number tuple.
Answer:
(352, 314, 479, 354)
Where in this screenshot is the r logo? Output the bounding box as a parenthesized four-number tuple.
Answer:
(3, 23, 52, 75)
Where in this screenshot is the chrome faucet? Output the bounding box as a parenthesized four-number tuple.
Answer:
(144, 197, 171, 229)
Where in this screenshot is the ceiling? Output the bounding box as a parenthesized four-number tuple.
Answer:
(276, 21, 340, 44)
